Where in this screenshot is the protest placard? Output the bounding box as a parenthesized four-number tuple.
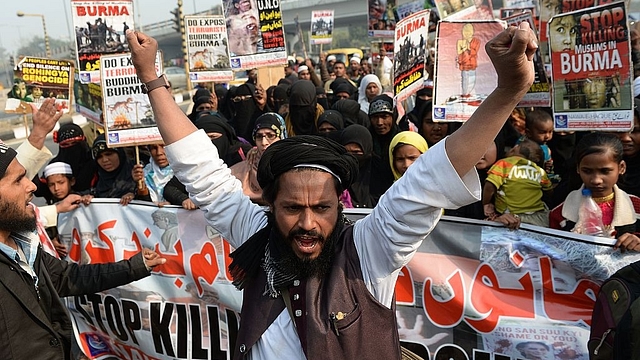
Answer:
(310, 10, 334, 46)
(71, 0, 134, 84)
(368, 0, 396, 38)
(5, 57, 73, 114)
(549, 2, 634, 131)
(185, 15, 233, 83)
(393, 9, 430, 103)
(504, 11, 551, 107)
(223, 0, 287, 70)
(433, 20, 505, 122)
(100, 52, 163, 146)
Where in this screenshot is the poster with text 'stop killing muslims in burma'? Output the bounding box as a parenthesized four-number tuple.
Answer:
(185, 15, 233, 83)
(393, 9, 430, 103)
(433, 20, 505, 122)
(549, 2, 633, 132)
(5, 57, 73, 114)
(223, 0, 287, 70)
(100, 51, 163, 147)
(71, 0, 134, 84)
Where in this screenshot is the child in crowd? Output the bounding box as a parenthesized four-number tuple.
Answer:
(131, 143, 173, 205)
(483, 139, 552, 227)
(549, 133, 640, 251)
(389, 131, 428, 181)
(42, 162, 92, 258)
(90, 134, 136, 203)
(521, 109, 560, 183)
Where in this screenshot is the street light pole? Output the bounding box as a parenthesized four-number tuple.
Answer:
(17, 11, 52, 58)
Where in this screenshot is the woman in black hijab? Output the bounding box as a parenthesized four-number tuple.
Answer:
(331, 99, 370, 128)
(229, 83, 266, 142)
(339, 124, 376, 208)
(35, 123, 96, 201)
(285, 80, 324, 136)
(90, 134, 135, 198)
(317, 110, 345, 135)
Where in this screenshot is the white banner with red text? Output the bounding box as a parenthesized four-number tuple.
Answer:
(57, 201, 639, 359)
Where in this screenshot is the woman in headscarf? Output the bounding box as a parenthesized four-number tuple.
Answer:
(187, 88, 215, 123)
(389, 131, 428, 181)
(357, 74, 382, 114)
(339, 124, 376, 208)
(163, 114, 253, 209)
(90, 134, 136, 201)
(131, 143, 173, 204)
(331, 99, 370, 128)
(229, 83, 267, 142)
(285, 80, 324, 136)
(230, 112, 287, 205)
(317, 110, 345, 135)
(38, 123, 96, 197)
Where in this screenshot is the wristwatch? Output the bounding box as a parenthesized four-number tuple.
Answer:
(141, 74, 170, 94)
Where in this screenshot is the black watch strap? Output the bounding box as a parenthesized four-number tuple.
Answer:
(142, 74, 169, 94)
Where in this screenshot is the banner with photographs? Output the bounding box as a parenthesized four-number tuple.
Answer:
(71, 0, 134, 84)
(433, 20, 505, 122)
(310, 10, 334, 46)
(394, 9, 430, 103)
(184, 15, 233, 83)
(5, 57, 73, 114)
(549, 2, 633, 132)
(74, 70, 103, 123)
(435, 0, 494, 21)
(57, 204, 636, 360)
(100, 52, 163, 146)
(368, 0, 396, 38)
(223, 0, 287, 70)
(504, 12, 551, 107)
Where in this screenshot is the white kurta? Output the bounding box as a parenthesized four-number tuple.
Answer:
(166, 130, 480, 359)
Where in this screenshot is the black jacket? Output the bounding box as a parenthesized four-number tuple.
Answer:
(0, 233, 150, 360)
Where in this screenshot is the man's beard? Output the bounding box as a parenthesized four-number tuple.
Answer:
(269, 211, 342, 280)
(0, 200, 37, 233)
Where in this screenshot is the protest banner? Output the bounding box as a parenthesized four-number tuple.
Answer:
(310, 10, 334, 46)
(504, 12, 551, 107)
(549, 2, 634, 132)
(222, 0, 287, 70)
(74, 70, 103, 123)
(433, 20, 505, 122)
(57, 202, 637, 359)
(394, 0, 424, 21)
(184, 15, 233, 83)
(435, 0, 494, 20)
(5, 57, 73, 113)
(368, 0, 396, 38)
(538, 0, 605, 68)
(71, 0, 134, 84)
(100, 52, 163, 146)
(393, 9, 430, 103)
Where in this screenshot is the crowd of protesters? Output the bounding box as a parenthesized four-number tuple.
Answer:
(25, 24, 640, 259)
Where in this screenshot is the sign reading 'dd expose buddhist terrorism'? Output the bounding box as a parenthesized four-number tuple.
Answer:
(222, 0, 287, 70)
(549, 2, 633, 132)
(184, 15, 233, 83)
(504, 12, 551, 107)
(433, 20, 505, 122)
(71, 0, 135, 84)
(5, 57, 73, 114)
(100, 52, 163, 146)
(393, 9, 430, 103)
(58, 204, 637, 360)
(310, 10, 334, 46)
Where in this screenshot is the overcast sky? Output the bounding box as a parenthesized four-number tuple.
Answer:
(0, 0, 217, 54)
